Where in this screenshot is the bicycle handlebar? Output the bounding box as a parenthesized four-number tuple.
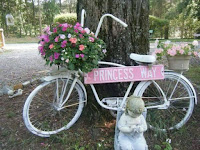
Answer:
(95, 14, 128, 38)
(81, 9, 86, 27)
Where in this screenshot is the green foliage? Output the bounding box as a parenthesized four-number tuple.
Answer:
(54, 13, 77, 25)
(154, 141, 172, 150)
(39, 23, 106, 73)
(43, 0, 60, 26)
(149, 15, 169, 38)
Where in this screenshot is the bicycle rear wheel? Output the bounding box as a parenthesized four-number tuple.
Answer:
(23, 78, 85, 137)
(134, 72, 195, 131)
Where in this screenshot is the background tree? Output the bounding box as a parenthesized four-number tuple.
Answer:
(77, 0, 149, 65)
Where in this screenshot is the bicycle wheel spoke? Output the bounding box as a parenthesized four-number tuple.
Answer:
(23, 78, 85, 137)
(134, 72, 194, 131)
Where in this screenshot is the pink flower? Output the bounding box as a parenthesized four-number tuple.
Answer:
(61, 40, 67, 48)
(55, 36, 59, 42)
(62, 27, 67, 31)
(49, 55, 53, 62)
(62, 23, 68, 28)
(38, 46, 45, 55)
(78, 27, 83, 31)
(89, 37, 94, 42)
(54, 52, 60, 59)
(49, 44, 54, 49)
(81, 30, 86, 34)
(69, 38, 77, 44)
(39, 35, 50, 43)
(154, 48, 163, 54)
(179, 49, 184, 54)
(43, 26, 51, 35)
(38, 46, 43, 51)
(53, 28, 57, 33)
(167, 49, 177, 56)
(79, 34, 83, 38)
(62, 24, 69, 31)
(74, 30, 78, 33)
(74, 23, 81, 29)
(43, 26, 50, 33)
(193, 51, 198, 57)
(40, 41, 45, 46)
(75, 54, 80, 58)
(80, 54, 84, 58)
(65, 59, 69, 63)
(79, 45, 85, 51)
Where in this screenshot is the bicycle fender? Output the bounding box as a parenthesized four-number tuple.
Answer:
(43, 75, 87, 105)
(165, 71, 197, 105)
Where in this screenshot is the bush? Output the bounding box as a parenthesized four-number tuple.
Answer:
(54, 13, 77, 25)
(149, 15, 169, 38)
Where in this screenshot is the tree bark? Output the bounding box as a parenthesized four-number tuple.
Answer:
(77, 0, 149, 65)
(77, 0, 149, 96)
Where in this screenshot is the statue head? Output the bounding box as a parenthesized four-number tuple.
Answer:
(125, 95, 145, 118)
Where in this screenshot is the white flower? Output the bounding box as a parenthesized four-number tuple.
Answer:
(98, 45, 102, 48)
(84, 28, 90, 34)
(102, 49, 107, 54)
(59, 34, 66, 39)
(166, 138, 171, 144)
(192, 40, 199, 46)
(62, 49, 65, 52)
(67, 34, 71, 38)
(65, 52, 68, 54)
(165, 40, 171, 45)
(61, 57, 64, 61)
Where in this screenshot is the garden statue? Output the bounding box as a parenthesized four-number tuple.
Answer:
(117, 95, 148, 150)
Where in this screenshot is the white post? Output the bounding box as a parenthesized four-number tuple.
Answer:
(0, 29, 5, 48)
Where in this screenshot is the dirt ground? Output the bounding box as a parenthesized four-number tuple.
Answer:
(0, 44, 200, 150)
(0, 82, 199, 150)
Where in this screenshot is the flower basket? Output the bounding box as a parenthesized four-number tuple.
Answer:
(167, 55, 190, 71)
(153, 40, 200, 71)
(38, 23, 106, 73)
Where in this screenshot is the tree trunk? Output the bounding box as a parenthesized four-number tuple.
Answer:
(77, 0, 149, 96)
(77, 0, 149, 65)
(164, 26, 169, 39)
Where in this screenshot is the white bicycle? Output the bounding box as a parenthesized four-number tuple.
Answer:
(23, 10, 197, 137)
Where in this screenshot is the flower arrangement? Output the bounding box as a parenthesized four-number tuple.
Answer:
(38, 22, 106, 73)
(153, 40, 200, 60)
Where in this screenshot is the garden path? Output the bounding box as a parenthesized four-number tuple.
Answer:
(0, 43, 55, 88)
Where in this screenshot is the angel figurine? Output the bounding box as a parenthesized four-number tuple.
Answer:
(117, 95, 148, 150)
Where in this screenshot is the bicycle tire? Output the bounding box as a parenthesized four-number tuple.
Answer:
(23, 78, 85, 137)
(134, 72, 195, 131)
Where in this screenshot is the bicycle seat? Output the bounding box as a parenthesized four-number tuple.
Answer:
(130, 53, 156, 64)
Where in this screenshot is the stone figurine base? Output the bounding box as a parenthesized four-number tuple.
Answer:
(114, 109, 148, 150)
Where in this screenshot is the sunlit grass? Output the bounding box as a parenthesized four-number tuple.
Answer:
(5, 36, 38, 44)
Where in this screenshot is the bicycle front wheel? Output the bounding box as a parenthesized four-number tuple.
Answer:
(23, 78, 85, 137)
(134, 72, 195, 131)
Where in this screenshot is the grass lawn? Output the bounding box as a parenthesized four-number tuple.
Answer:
(5, 36, 38, 44)
(150, 38, 199, 43)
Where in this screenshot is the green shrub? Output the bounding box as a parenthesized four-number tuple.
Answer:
(149, 15, 169, 38)
(54, 13, 77, 25)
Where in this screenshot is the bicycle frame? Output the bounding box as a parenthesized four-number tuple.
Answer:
(46, 10, 197, 111)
